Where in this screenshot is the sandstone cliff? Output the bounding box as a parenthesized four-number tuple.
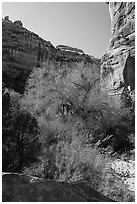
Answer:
(101, 2, 135, 106)
(2, 16, 56, 93)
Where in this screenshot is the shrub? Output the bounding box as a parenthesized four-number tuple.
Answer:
(55, 138, 109, 185)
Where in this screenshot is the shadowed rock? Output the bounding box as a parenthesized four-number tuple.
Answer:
(2, 173, 114, 202)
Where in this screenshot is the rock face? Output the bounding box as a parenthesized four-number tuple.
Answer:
(2, 17, 100, 94)
(2, 17, 56, 93)
(101, 2, 135, 106)
(2, 173, 114, 202)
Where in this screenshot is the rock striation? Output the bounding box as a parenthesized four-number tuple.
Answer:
(101, 2, 135, 106)
(56, 44, 84, 54)
(2, 172, 114, 202)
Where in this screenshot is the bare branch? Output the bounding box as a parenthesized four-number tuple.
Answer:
(72, 82, 86, 91)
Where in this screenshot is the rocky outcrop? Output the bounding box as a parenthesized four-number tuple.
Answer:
(101, 2, 135, 106)
(2, 173, 114, 202)
(56, 44, 84, 54)
(14, 20, 23, 27)
(2, 17, 100, 94)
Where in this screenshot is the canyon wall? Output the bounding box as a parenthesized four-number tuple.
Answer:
(2, 16, 100, 94)
(2, 17, 56, 93)
(101, 2, 135, 107)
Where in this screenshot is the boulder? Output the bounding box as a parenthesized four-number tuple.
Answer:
(2, 172, 114, 202)
(4, 16, 10, 21)
(14, 20, 23, 27)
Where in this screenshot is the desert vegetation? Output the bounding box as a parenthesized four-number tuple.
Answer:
(2, 61, 135, 201)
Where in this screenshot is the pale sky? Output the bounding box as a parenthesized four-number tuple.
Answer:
(2, 2, 111, 58)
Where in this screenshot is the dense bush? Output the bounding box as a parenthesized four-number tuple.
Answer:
(55, 139, 109, 185)
(22, 62, 134, 153)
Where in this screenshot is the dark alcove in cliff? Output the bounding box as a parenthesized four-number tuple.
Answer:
(123, 55, 135, 91)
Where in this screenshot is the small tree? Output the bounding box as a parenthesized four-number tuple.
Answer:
(2, 90, 41, 172)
